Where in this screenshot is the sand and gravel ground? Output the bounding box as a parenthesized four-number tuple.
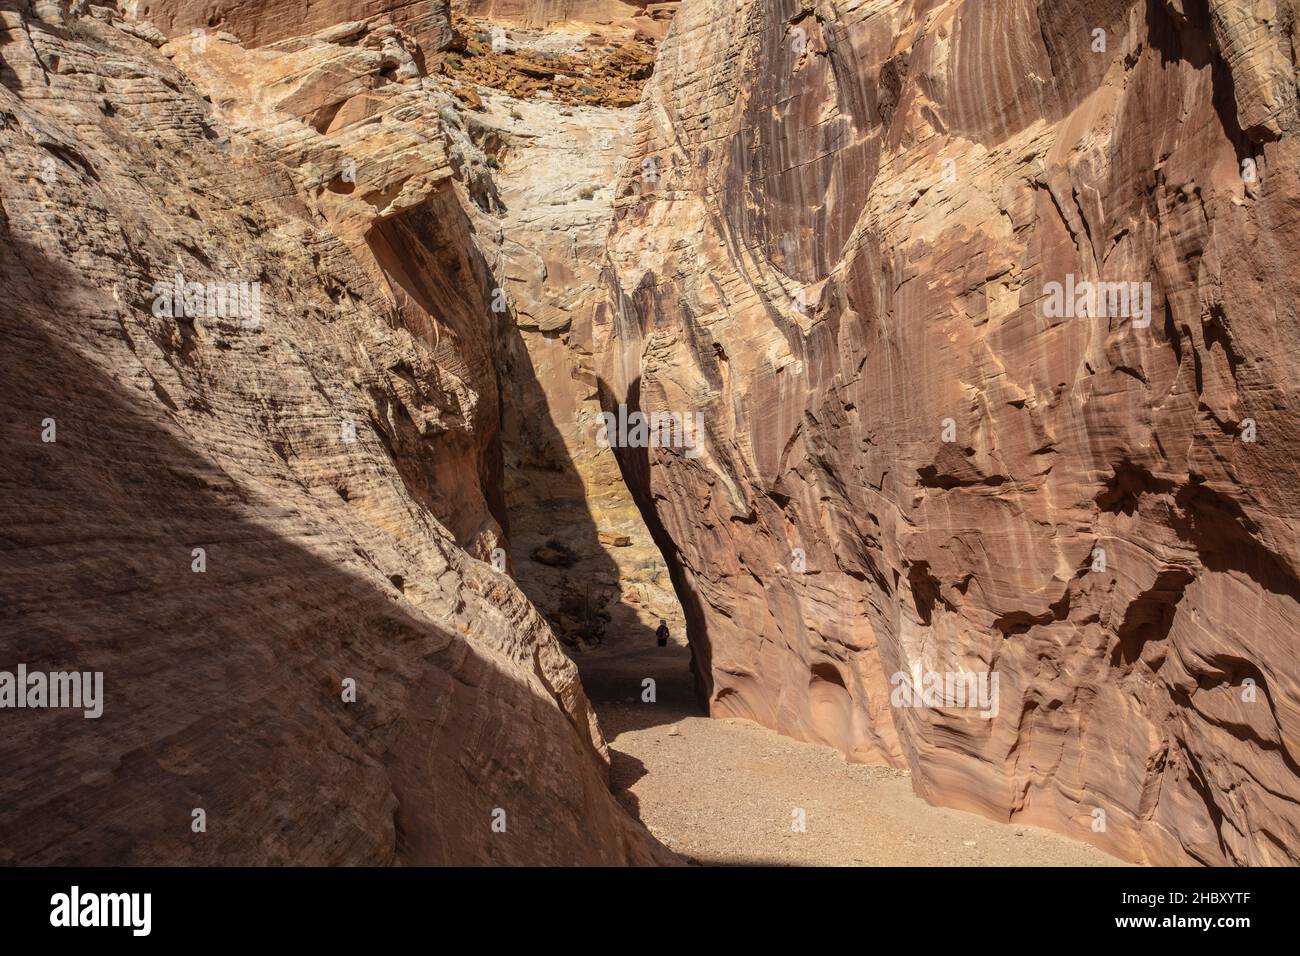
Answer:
(575, 637, 1125, 867)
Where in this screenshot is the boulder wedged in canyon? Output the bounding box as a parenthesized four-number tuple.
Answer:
(0, 1, 673, 865)
(600, 0, 1300, 865)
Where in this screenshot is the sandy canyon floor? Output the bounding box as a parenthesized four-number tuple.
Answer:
(577, 639, 1123, 867)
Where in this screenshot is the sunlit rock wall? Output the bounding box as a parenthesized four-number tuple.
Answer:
(601, 0, 1300, 865)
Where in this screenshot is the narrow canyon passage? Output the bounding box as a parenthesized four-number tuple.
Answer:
(471, 15, 1120, 861)
(4, 0, 1299, 873)
(575, 632, 1120, 866)
(462, 9, 1151, 866)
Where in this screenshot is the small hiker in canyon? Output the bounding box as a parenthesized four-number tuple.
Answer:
(656, 620, 670, 647)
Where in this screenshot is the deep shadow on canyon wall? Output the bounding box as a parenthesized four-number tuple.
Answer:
(0, 4, 672, 865)
(596, 372, 715, 710)
(0, 236, 645, 865)
(496, 303, 675, 670)
(365, 151, 670, 676)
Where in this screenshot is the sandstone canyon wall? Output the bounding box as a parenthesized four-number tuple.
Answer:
(598, 0, 1300, 865)
(0, 0, 671, 865)
(441, 8, 688, 653)
(5, 0, 1300, 870)
(461, 68, 687, 650)
(121, 0, 456, 63)
(458, 0, 676, 40)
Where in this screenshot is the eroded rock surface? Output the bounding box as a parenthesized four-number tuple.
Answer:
(459, 0, 677, 40)
(442, 19, 686, 649)
(443, 16, 657, 107)
(7, 0, 1299, 870)
(601, 0, 1300, 865)
(122, 0, 455, 62)
(0, 1, 672, 865)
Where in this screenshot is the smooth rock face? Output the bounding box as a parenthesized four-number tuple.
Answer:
(600, 0, 1300, 865)
(0, 2, 671, 865)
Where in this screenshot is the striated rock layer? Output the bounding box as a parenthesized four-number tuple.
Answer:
(0, 1, 671, 865)
(458, 0, 678, 40)
(438, 17, 686, 651)
(122, 0, 456, 63)
(600, 0, 1300, 865)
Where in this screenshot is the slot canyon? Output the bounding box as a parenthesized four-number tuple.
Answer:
(1, 0, 1299, 870)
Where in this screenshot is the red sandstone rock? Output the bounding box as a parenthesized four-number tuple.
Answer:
(7, 0, 1300, 871)
(124, 0, 456, 62)
(0, 1, 672, 866)
(598, 0, 1300, 865)
(458, 0, 678, 40)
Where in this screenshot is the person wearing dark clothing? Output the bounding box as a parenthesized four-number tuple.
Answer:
(655, 620, 670, 647)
